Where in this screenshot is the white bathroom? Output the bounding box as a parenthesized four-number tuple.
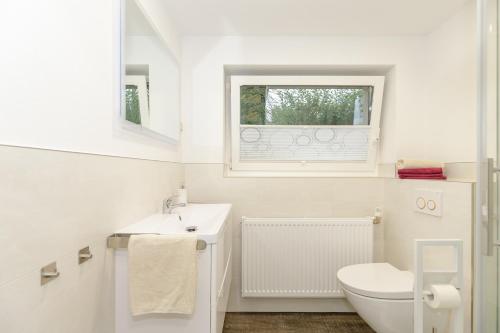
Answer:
(1, 0, 497, 332)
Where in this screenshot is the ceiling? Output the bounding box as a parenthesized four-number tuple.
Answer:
(159, 0, 471, 36)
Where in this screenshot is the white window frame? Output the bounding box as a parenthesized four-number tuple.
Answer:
(227, 75, 385, 176)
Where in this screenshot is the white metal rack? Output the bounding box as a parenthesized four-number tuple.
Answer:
(414, 239, 464, 333)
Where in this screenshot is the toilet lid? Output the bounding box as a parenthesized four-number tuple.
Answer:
(337, 263, 414, 300)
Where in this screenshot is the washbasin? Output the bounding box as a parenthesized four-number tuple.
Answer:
(115, 203, 231, 244)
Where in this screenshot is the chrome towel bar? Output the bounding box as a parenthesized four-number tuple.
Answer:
(106, 233, 207, 251)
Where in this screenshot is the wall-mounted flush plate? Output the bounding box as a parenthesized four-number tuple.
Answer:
(414, 189, 443, 217)
(78, 246, 93, 265)
(41, 262, 60, 286)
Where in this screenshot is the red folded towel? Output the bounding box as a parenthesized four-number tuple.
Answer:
(397, 167, 446, 180)
(398, 167, 443, 175)
(398, 174, 447, 180)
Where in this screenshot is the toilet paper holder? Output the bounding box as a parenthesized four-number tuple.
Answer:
(414, 239, 464, 333)
(422, 287, 461, 297)
(423, 290, 433, 296)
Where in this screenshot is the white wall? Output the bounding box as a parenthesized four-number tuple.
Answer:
(401, 1, 476, 162)
(180, 3, 476, 164)
(0, 0, 180, 162)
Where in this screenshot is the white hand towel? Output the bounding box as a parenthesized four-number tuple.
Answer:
(128, 234, 198, 316)
(397, 159, 444, 169)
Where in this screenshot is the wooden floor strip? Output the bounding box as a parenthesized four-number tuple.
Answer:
(223, 312, 375, 333)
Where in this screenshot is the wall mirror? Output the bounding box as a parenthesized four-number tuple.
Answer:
(120, 0, 180, 142)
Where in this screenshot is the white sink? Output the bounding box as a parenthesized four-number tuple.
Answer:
(116, 203, 231, 243)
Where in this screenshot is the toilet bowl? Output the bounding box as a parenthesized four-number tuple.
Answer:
(337, 263, 414, 333)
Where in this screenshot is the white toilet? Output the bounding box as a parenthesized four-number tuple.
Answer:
(337, 263, 414, 333)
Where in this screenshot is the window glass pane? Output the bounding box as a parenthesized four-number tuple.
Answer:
(240, 85, 267, 125)
(125, 84, 142, 125)
(240, 85, 373, 126)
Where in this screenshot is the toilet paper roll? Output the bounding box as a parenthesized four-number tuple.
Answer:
(424, 284, 461, 309)
(177, 188, 188, 205)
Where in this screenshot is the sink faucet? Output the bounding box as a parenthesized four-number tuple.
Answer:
(163, 196, 186, 214)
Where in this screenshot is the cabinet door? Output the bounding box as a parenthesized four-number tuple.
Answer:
(115, 248, 212, 333)
(211, 216, 233, 333)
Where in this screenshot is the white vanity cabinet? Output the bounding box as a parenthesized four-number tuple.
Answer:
(114, 204, 232, 333)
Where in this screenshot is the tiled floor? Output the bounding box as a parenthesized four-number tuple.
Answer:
(223, 312, 375, 333)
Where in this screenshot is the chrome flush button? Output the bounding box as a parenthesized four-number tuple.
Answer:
(416, 197, 426, 209)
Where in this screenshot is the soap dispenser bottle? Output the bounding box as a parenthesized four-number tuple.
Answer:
(177, 185, 188, 205)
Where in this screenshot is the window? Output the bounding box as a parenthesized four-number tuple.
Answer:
(227, 75, 385, 176)
(125, 75, 150, 127)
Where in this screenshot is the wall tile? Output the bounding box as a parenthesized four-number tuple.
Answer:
(0, 146, 184, 332)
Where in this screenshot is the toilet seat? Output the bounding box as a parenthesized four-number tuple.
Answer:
(337, 263, 414, 300)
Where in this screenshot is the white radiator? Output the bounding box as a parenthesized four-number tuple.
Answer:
(241, 217, 374, 298)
